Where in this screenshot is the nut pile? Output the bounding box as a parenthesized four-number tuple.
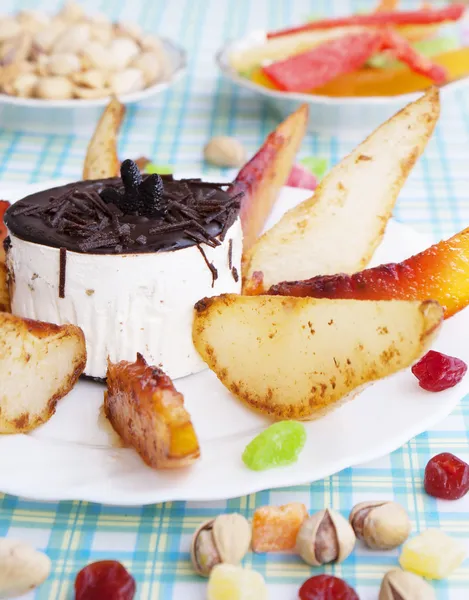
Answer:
(0, 0, 171, 100)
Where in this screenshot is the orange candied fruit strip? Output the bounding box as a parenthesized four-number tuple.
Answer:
(252, 502, 308, 553)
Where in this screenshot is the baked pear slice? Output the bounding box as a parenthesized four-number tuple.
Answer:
(83, 96, 125, 180)
(105, 354, 200, 469)
(243, 87, 440, 293)
(230, 103, 309, 253)
(193, 294, 443, 420)
(0, 313, 86, 433)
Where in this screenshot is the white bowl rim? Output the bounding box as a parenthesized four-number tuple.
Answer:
(216, 29, 469, 106)
(0, 37, 187, 109)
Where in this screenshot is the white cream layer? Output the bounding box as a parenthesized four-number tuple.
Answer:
(7, 218, 242, 379)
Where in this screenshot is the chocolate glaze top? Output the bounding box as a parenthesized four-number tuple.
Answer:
(5, 171, 241, 255)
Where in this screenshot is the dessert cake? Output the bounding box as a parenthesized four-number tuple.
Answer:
(4, 160, 243, 380)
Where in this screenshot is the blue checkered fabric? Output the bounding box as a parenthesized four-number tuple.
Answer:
(0, 0, 468, 598)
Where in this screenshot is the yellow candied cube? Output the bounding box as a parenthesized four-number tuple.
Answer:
(207, 564, 268, 600)
(399, 530, 466, 580)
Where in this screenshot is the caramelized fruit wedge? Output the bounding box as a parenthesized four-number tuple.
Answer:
(105, 353, 200, 469)
(0, 314, 86, 433)
(0, 263, 10, 313)
(193, 294, 442, 420)
(83, 97, 125, 180)
(243, 88, 439, 293)
(268, 226, 469, 319)
(0, 200, 10, 263)
(229, 104, 308, 253)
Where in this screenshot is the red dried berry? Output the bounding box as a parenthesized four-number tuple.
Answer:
(299, 574, 359, 600)
(75, 560, 136, 600)
(424, 452, 469, 500)
(412, 350, 467, 392)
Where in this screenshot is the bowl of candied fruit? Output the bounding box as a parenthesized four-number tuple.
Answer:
(217, 1, 469, 132)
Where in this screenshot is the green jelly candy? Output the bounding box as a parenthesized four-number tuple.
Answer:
(242, 421, 306, 471)
(145, 163, 174, 175)
(300, 156, 329, 180)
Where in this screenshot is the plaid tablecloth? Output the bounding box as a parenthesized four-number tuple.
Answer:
(1, 0, 469, 598)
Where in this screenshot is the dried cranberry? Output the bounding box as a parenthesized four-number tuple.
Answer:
(299, 574, 359, 600)
(412, 350, 467, 392)
(75, 560, 136, 600)
(424, 452, 469, 500)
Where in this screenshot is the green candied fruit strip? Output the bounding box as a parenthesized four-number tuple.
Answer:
(300, 156, 329, 180)
(242, 421, 306, 471)
(368, 36, 459, 69)
(145, 163, 174, 175)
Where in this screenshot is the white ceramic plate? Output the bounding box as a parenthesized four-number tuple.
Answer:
(1, 181, 467, 506)
(0, 37, 186, 109)
(217, 31, 469, 133)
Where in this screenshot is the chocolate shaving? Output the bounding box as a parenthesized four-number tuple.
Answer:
(59, 247, 67, 298)
(197, 245, 218, 287)
(228, 239, 233, 270)
(232, 266, 239, 283)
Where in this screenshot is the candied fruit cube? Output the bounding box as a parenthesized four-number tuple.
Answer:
(207, 564, 268, 600)
(252, 502, 308, 552)
(399, 529, 466, 579)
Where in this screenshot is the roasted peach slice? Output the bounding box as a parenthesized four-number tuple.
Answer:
(230, 104, 309, 253)
(268, 226, 469, 319)
(105, 354, 200, 469)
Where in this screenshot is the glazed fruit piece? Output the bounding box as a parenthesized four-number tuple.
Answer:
(193, 294, 443, 420)
(268, 226, 469, 319)
(251, 502, 307, 552)
(424, 452, 469, 500)
(243, 89, 439, 292)
(105, 353, 200, 469)
(242, 421, 306, 470)
(412, 351, 467, 392)
(75, 560, 136, 600)
(207, 564, 268, 600)
(0, 200, 10, 262)
(298, 574, 359, 600)
(230, 27, 365, 73)
(399, 530, 466, 579)
(267, 4, 465, 39)
(286, 164, 318, 190)
(229, 104, 308, 253)
(262, 31, 383, 92)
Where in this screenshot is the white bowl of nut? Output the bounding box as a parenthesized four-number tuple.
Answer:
(0, 1, 186, 132)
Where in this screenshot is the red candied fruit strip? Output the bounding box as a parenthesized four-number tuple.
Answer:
(381, 28, 448, 84)
(412, 350, 467, 392)
(262, 31, 383, 93)
(267, 4, 465, 39)
(299, 574, 359, 600)
(425, 452, 469, 500)
(75, 560, 136, 600)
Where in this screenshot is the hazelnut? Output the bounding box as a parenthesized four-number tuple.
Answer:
(379, 568, 436, 600)
(110, 68, 144, 96)
(350, 501, 411, 550)
(47, 53, 81, 76)
(204, 136, 247, 168)
(191, 513, 251, 577)
(295, 508, 355, 566)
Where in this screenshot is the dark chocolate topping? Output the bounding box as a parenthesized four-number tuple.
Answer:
(5, 164, 241, 255)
